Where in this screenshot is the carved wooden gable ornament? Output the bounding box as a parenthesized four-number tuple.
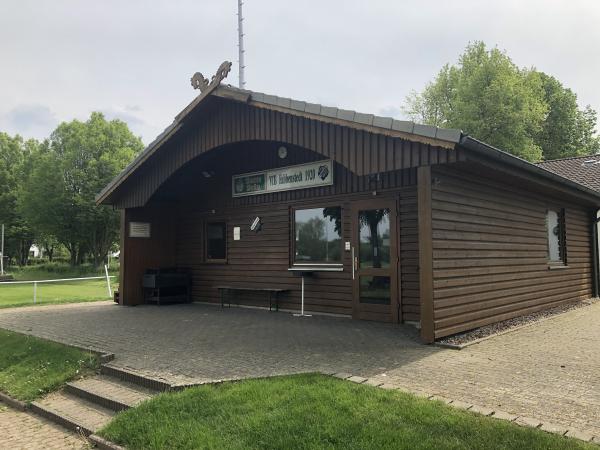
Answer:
(190, 61, 232, 93)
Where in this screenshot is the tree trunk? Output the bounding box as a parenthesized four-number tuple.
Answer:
(69, 244, 77, 266)
(18, 239, 32, 266)
(76, 248, 85, 266)
(93, 253, 103, 269)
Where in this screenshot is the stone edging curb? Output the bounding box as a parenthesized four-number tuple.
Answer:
(61, 344, 115, 364)
(14, 333, 116, 364)
(89, 434, 126, 450)
(326, 372, 600, 446)
(0, 391, 27, 411)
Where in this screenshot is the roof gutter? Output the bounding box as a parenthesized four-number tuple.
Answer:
(459, 136, 600, 202)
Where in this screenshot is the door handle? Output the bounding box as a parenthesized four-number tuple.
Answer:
(351, 247, 355, 280)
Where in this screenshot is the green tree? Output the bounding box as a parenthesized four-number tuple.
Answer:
(537, 73, 600, 160)
(0, 133, 37, 266)
(20, 113, 143, 266)
(404, 41, 599, 162)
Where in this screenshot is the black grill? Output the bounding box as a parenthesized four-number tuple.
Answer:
(142, 268, 191, 305)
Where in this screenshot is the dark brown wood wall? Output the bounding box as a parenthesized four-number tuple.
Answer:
(399, 186, 421, 322)
(120, 208, 177, 305)
(151, 144, 420, 321)
(431, 164, 594, 338)
(112, 98, 460, 209)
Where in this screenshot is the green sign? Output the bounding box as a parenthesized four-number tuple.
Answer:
(233, 173, 266, 196)
(232, 160, 333, 197)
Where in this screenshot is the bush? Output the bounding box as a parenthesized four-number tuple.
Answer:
(10, 261, 119, 281)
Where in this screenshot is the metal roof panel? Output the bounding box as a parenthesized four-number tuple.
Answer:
(336, 109, 356, 121)
(354, 112, 374, 126)
(413, 123, 437, 138)
(391, 120, 414, 134)
(373, 116, 393, 129)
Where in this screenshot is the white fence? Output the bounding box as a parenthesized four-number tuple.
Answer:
(0, 265, 115, 304)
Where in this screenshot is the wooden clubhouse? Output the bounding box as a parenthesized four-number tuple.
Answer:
(97, 62, 600, 343)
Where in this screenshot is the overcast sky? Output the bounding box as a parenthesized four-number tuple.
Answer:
(1, 0, 599, 145)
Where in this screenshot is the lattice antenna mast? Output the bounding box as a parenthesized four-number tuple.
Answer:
(237, 0, 246, 88)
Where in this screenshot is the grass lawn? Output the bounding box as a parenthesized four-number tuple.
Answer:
(99, 374, 594, 450)
(0, 262, 118, 308)
(0, 329, 99, 402)
(0, 279, 117, 309)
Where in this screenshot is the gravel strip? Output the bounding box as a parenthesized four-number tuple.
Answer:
(438, 299, 598, 346)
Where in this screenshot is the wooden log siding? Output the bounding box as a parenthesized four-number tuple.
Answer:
(120, 207, 177, 305)
(111, 98, 460, 209)
(174, 192, 419, 319)
(430, 165, 594, 338)
(399, 186, 421, 322)
(143, 143, 421, 321)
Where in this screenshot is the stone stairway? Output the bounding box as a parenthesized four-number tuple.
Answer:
(30, 370, 159, 437)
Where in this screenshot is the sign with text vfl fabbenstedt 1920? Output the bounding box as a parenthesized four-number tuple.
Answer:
(232, 160, 333, 197)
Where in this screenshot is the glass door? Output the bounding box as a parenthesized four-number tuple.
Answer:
(351, 199, 398, 323)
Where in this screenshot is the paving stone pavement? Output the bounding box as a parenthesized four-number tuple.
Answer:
(0, 403, 88, 449)
(0, 300, 599, 438)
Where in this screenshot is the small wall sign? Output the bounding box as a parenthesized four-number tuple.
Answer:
(232, 160, 333, 197)
(233, 226, 241, 241)
(129, 222, 151, 238)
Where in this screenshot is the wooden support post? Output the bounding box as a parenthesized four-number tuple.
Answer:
(119, 209, 126, 305)
(417, 166, 435, 343)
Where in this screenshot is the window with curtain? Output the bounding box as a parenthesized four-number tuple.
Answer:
(546, 209, 566, 265)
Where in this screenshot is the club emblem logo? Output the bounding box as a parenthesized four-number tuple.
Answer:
(318, 165, 329, 181)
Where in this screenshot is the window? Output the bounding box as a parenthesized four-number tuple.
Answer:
(206, 222, 227, 261)
(546, 209, 566, 265)
(294, 207, 342, 264)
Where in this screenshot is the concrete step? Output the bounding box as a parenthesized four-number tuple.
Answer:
(101, 363, 172, 391)
(66, 375, 157, 411)
(31, 391, 116, 436)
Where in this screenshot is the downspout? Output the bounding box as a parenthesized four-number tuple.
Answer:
(593, 211, 600, 298)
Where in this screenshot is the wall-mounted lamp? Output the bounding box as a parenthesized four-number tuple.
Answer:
(250, 216, 263, 232)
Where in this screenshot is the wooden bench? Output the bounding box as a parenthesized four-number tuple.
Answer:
(216, 286, 288, 311)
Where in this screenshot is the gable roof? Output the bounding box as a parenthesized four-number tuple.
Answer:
(96, 84, 463, 205)
(536, 154, 600, 192)
(96, 78, 600, 207)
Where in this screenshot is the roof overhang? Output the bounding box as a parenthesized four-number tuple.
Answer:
(96, 82, 463, 206)
(459, 136, 600, 205)
(96, 76, 600, 208)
